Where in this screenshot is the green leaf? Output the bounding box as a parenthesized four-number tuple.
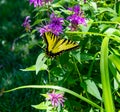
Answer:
(114, 78, 119, 91)
(19, 33, 28, 39)
(81, 53, 94, 61)
(21, 63, 47, 72)
(111, 48, 120, 56)
(71, 50, 81, 63)
(81, 19, 94, 32)
(51, 3, 64, 8)
(60, 9, 72, 15)
(20, 65, 36, 71)
(41, 94, 49, 99)
(89, 108, 94, 112)
(97, 7, 117, 16)
(32, 19, 46, 26)
(109, 54, 120, 73)
(85, 79, 102, 101)
(104, 28, 120, 37)
(108, 58, 117, 76)
(108, 58, 120, 90)
(32, 102, 48, 110)
(36, 53, 47, 74)
(111, 17, 120, 22)
(90, 2, 97, 11)
(100, 37, 115, 112)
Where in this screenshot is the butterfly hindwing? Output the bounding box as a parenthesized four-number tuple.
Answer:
(43, 32, 79, 57)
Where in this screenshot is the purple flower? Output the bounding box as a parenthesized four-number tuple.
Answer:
(67, 5, 86, 31)
(39, 25, 51, 36)
(29, 0, 42, 7)
(47, 91, 65, 107)
(29, 0, 53, 7)
(22, 16, 31, 32)
(49, 13, 64, 35)
(73, 5, 80, 15)
(67, 14, 86, 31)
(39, 13, 64, 36)
(68, 5, 80, 15)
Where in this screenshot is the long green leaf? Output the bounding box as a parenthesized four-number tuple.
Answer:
(100, 37, 115, 112)
(3, 85, 104, 111)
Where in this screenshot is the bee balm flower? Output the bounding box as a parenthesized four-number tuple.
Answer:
(47, 91, 65, 107)
(39, 13, 64, 36)
(67, 5, 87, 31)
(22, 16, 31, 32)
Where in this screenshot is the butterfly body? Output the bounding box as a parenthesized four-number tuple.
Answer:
(43, 32, 79, 57)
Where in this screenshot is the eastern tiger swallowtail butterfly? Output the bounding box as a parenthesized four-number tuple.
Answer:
(43, 32, 79, 57)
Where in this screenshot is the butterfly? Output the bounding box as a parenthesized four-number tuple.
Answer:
(43, 32, 79, 57)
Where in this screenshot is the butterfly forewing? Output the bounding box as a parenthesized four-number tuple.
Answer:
(44, 32, 58, 52)
(43, 32, 79, 57)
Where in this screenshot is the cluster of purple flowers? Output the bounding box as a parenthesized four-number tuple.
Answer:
(29, 0, 53, 7)
(22, 1, 87, 35)
(39, 13, 64, 36)
(67, 5, 86, 31)
(38, 5, 86, 35)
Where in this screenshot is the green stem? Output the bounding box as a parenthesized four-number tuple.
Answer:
(66, 31, 120, 43)
(66, 31, 106, 37)
(3, 85, 104, 111)
(73, 58, 92, 101)
(74, 61, 82, 82)
(100, 37, 115, 112)
(87, 52, 100, 77)
(93, 21, 119, 25)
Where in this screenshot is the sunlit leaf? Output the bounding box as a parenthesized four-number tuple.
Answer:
(36, 53, 47, 74)
(20, 64, 47, 72)
(41, 94, 49, 98)
(52, 3, 64, 8)
(90, 2, 97, 11)
(104, 28, 120, 37)
(111, 17, 120, 22)
(114, 78, 119, 91)
(85, 79, 102, 101)
(20, 65, 36, 71)
(97, 7, 117, 16)
(31, 102, 48, 110)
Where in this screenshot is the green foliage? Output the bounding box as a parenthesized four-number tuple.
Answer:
(1, 0, 120, 112)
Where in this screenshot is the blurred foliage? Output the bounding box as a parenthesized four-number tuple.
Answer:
(0, 0, 45, 111)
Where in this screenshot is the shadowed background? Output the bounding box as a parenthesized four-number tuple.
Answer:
(0, 0, 43, 111)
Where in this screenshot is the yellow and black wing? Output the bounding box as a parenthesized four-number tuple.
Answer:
(43, 32, 79, 57)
